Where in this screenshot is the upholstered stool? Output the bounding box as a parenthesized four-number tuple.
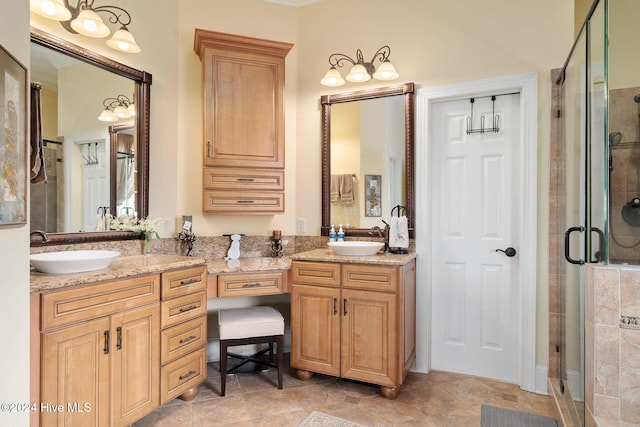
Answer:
(218, 306, 284, 396)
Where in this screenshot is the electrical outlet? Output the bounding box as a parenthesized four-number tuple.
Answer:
(297, 218, 305, 233)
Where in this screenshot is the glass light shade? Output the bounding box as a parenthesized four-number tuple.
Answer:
(372, 60, 399, 81)
(30, 0, 72, 21)
(70, 9, 110, 38)
(113, 105, 129, 118)
(320, 68, 345, 87)
(345, 63, 371, 82)
(98, 109, 117, 122)
(126, 103, 136, 117)
(106, 28, 141, 53)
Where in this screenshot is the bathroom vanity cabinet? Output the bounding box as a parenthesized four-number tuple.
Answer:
(290, 258, 416, 399)
(159, 266, 208, 404)
(194, 29, 292, 214)
(38, 274, 161, 427)
(31, 258, 208, 427)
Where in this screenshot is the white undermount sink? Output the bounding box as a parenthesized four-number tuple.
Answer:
(30, 250, 121, 274)
(328, 241, 385, 256)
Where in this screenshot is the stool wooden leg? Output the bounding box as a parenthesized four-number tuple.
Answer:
(276, 335, 284, 389)
(220, 339, 228, 396)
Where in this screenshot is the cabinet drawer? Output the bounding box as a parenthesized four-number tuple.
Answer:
(291, 261, 341, 287)
(161, 291, 207, 329)
(161, 266, 207, 300)
(203, 191, 284, 214)
(204, 168, 284, 191)
(42, 275, 160, 330)
(160, 348, 206, 405)
(161, 315, 207, 365)
(218, 272, 285, 297)
(342, 264, 398, 292)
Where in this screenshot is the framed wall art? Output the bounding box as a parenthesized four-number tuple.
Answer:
(0, 42, 27, 225)
(365, 174, 382, 217)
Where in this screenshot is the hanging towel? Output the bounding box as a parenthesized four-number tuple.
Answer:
(330, 174, 341, 202)
(340, 173, 354, 204)
(30, 82, 47, 183)
(389, 215, 409, 249)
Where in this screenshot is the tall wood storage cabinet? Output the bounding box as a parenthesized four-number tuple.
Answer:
(290, 260, 416, 399)
(194, 29, 293, 214)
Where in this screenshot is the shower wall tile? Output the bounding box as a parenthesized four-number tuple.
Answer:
(609, 87, 640, 144)
(620, 269, 640, 315)
(620, 328, 640, 424)
(594, 324, 619, 396)
(594, 268, 621, 326)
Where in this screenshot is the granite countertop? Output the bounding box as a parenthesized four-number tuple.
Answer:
(290, 248, 416, 265)
(30, 254, 207, 293)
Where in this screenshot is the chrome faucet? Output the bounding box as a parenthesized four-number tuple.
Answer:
(30, 230, 49, 244)
(369, 221, 390, 253)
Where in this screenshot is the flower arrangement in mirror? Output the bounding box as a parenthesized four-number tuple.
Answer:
(177, 229, 197, 256)
(110, 214, 164, 254)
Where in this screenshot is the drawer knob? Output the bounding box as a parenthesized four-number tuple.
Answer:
(180, 278, 198, 287)
(179, 335, 197, 344)
(242, 283, 261, 288)
(179, 370, 196, 381)
(179, 305, 198, 313)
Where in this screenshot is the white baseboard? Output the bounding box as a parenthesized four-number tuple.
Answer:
(535, 365, 549, 395)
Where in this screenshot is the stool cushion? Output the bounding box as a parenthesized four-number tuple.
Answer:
(218, 306, 284, 340)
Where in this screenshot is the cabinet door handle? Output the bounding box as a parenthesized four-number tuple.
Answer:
(116, 326, 122, 350)
(179, 305, 197, 313)
(343, 298, 347, 316)
(180, 278, 198, 287)
(237, 178, 255, 182)
(237, 200, 255, 204)
(103, 330, 110, 354)
(179, 370, 196, 381)
(242, 282, 261, 288)
(179, 335, 197, 344)
(333, 298, 337, 315)
(207, 141, 212, 158)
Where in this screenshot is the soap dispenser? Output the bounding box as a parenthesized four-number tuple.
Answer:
(329, 225, 336, 243)
(337, 224, 345, 242)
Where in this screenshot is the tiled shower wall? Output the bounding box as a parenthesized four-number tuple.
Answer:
(608, 87, 640, 263)
(585, 264, 640, 426)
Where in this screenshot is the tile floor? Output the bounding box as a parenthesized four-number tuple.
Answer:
(133, 356, 555, 426)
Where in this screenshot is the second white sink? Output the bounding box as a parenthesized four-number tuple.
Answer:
(328, 241, 384, 256)
(30, 250, 121, 274)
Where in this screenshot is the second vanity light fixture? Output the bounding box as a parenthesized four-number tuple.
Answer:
(320, 45, 399, 87)
(98, 94, 135, 122)
(30, 0, 141, 53)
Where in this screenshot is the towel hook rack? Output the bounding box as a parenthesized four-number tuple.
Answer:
(466, 96, 500, 134)
(391, 204, 406, 218)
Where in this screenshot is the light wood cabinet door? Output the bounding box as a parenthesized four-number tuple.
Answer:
(197, 32, 292, 169)
(341, 288, 398, 387)
(41, 317, 111, 427)
(111, 304, 160, 427)
(291, 283, 341, 377)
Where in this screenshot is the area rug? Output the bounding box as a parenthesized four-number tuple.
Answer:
(480, 405, 557, 427)
(298, 410, 368, 427)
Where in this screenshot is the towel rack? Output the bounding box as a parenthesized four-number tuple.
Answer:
(391, 204, 406, 217)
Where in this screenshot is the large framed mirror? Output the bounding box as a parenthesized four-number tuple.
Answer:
(321, 82, 414, 237)
(29, 27, 151, 246)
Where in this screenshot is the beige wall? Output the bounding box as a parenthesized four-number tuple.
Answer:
(0, 1, 31, 425)
(25, 0, 577, 383)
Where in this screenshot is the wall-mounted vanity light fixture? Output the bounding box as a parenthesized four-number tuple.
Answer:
(320, 46, 399, 87)
(98, 94, 134, 122)
(30, 0, 141, 53)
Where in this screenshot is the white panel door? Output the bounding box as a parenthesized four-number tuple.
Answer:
(81, 141, 109, 232)
(430, 94, 521, 383)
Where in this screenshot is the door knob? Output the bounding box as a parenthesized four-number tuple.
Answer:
(496, 247, 517, 257)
